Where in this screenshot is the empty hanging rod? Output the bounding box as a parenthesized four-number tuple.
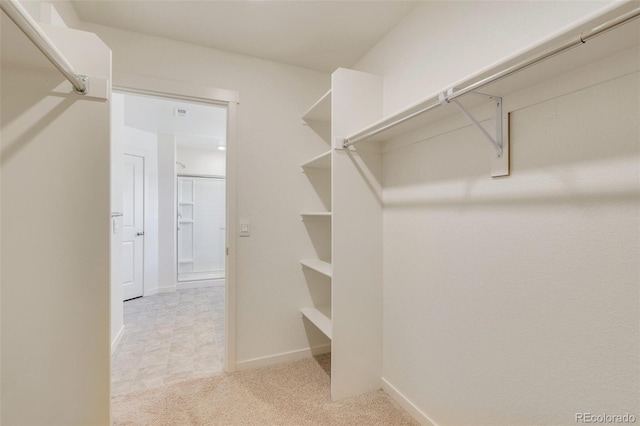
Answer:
(0, 0, 88, 94)
(343, 6, 640, 148)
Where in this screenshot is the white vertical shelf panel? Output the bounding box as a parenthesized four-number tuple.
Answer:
(330, 68, 384, 401)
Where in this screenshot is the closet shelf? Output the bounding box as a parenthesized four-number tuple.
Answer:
(343, 5, 640, 147)
(300, 211, 332, 218)
(302, 90, 331, 123)
(300, 259, 332, 278)
(178, 258, 194, 263)
(301, 150, 331, 169)
(300, 306, 332, 340)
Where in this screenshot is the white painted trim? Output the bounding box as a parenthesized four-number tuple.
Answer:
(235, 344, 332, 371)
(143, 287, 158, 297)
(158, 286, 176, 294)
(225, 101, 238, 373)
(111, 325, 125, 355)
(113, 72, 239, 105)
(176, 278, 224, 290)
(381, 378, 439, 426)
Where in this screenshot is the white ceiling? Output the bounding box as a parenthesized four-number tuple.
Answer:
(122, 92, 227, 150)
(70, 1, 418, 72)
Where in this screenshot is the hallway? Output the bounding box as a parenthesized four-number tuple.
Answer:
(111, 287, 225, 394)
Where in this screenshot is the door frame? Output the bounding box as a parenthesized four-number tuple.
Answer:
(113, 72, 239, 374)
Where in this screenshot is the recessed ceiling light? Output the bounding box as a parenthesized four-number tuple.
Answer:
(217, 145, 226, 151)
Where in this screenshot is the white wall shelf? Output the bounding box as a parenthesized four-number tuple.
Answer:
(301, 150, 331, 169)
(300, 211, 332, 218)
(302, 90, 331, 123)
(300, 259, 332, 278)
(300, 306, 332, 340)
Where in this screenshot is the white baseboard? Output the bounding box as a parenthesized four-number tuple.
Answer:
(158, 286, 176, 294)
(382, 378, 438, 426)
(235, 344, 331, 371)
(177, 278, 224, 290)
(111, 325, 125, 355)
(144, 287, 158, 297)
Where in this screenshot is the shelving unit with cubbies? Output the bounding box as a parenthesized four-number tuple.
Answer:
(299, 69, 384, 401)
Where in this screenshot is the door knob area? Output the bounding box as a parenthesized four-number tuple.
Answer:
(136, 232, 145, 236)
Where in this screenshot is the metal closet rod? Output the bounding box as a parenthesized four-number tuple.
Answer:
(343, 6, 640, 148)
(0, 0, 87, 94)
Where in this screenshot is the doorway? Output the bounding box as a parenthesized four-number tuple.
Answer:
(110, 88, 234, 394)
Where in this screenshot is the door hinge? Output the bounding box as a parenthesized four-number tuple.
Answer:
(226, 247, 229, 256)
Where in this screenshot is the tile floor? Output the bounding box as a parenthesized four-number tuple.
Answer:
(111, 286, 225, 395)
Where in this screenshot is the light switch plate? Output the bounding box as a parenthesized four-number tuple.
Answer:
(239, 221, 250, 237)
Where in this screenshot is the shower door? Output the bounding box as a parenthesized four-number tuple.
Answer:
(177, 176, 226, 282)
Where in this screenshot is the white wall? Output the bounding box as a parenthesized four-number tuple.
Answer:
(158, 133, 177, 291)
(354, 1, 614, 116)
(177, 147, 226, 176)
(78, 21, 331, 365)
(0, 60, 2, 425)
(1, 22, 111, 425)
(19, 0, 80, 28)
(352, 2, 639, 425)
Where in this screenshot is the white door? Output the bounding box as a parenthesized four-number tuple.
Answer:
(122, 154, 144, 300)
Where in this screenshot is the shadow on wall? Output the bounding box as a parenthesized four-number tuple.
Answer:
(382, 73, 640, 210)
(0, 77, 86, 164)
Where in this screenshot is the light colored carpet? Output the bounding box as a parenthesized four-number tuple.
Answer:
(112, 354, 418, 425)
